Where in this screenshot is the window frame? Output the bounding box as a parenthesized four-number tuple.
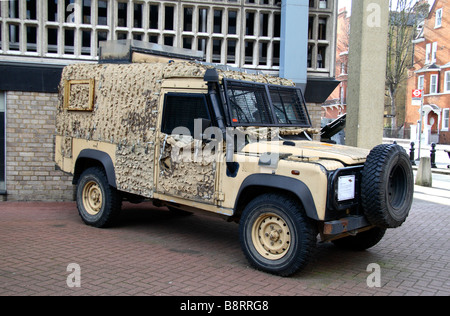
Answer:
(442, 108, 449, 131)
(435, 8, 443, 28)
(425, 43, 431, 64)
(430, 74, 438, 94)
(432, 42, 438, 63)
(223, 79, 311, 128)
(418, 75, 424, 90)
(445, 71, 450, 93)
(160, 92, 212, 136)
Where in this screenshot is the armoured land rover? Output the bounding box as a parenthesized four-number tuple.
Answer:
(55, 46, 414, 276)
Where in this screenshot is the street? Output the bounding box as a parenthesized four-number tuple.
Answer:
(0, 173, 449, 296)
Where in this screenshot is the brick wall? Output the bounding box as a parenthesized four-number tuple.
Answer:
(4, 91, 74, 201)
(306, 102, 323, 141)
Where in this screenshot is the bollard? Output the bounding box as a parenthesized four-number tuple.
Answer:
(410, 142, 416, 166)
(415, 157, 432, 187)
(430, 143, 437, 168)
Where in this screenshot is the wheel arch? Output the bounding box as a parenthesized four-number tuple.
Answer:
(234, 174, 319, 221)
(73, 149, 116, 188)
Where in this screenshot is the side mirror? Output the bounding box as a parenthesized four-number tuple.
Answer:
(194, 118, 212, 140)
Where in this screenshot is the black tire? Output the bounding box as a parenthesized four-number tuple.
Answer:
(361, 144, 414, 228)
(332, 227, 387, 251)
(76, 167, 122, 228)
(239, 193, 316, 277)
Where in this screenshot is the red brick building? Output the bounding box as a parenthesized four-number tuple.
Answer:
(405, 0, 450, 144)
(322, 7, 350, 119)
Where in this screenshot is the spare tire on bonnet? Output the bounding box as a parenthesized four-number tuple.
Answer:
(361, 144, 414, 229)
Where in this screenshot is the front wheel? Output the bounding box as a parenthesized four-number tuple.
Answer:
(239, 194, 316, 277)
(76, 167, 122, 228)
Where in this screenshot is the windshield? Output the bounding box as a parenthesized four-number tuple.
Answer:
(224, 79, 311, 128)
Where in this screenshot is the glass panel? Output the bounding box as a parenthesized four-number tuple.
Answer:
(162, 95, 210, 136)
(97, 30, 108, 48)
(9, 0, 19, 18)
(183, 37, 192, 49)
(117, 2, 127, 27)
(227, 39, 236, 64)
(269, 87, 310, 126)
(47, 28, 58, 53)
(245, 41, 254, 65)
(214, 10, 222, 34)
(27, 0, 37, 20)
(183, 7, 193, 32)
(82, 0, 91, 24)
(228, 11, 237, 34)
(260, 13, 269, 37)
(9, 24, 20, 51)
(65, 0, 76, 23)
(134, 3, 142, 28)
(212, 39, 221, 63)
(81, 30, 91, 55)
(48, 0, 58, 22)
(259, 42, 268, 66)
(165, 6, 174, 30)
(98, 0, 108, 25)
(273, 42, 280, 67)
(226, 81, 272, 125)
(149, 5, 159, 29)
(246, 12, 255, 35)
(26, 26, 37, 52)
(198, 8, 208, 33)
(64, 28, 75, 54)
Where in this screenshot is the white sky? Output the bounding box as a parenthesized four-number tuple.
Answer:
(338, 0, 435, 15)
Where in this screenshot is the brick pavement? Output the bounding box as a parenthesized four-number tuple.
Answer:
(0, 196, 449, 296)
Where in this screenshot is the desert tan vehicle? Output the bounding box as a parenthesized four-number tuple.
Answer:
(55, 44, 413, 276)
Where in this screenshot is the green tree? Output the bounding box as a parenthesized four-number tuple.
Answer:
(386, 0, 429, 132)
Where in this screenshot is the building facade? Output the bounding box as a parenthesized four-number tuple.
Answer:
(322, 6, 349, 120)
(405, 0, 450, 145)
(0, 0, 338, 201)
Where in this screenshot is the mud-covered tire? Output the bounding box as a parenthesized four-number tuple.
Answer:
(332, 227, 387, 251)
(76, 167, 122, 228)
(239, 193, 316, 277)
(361, 144, 413, 228)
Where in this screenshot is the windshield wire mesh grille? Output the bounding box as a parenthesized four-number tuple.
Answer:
(226, 81, 272, 125)
(269, 87, 310, 126)
(224, 79, 311, 127)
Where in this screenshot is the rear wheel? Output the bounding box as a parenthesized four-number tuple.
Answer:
(239, 193, 316, 277)
(76, 167, 121, 228)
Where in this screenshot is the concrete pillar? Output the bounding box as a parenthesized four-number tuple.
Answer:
(415, 157, 432, 187)
(346, 0, 390, 149)
(280, 0, 309, 91)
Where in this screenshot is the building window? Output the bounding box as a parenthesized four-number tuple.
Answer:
(435, 8, 443, 28)
(0, 92, 5, 193)
(445, 71, 450, 93)
(418, 75, 424, 90)
(0, 0, 291, 72)
(442, 108, 449, 131)
(430, 74, 438, 94)
(425, 43, 431, 64)
(432, 42, 438, 63)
